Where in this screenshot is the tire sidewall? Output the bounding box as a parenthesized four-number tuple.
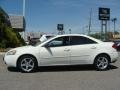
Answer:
(18, 55, 37, 73)
(94, 55, 110, 71)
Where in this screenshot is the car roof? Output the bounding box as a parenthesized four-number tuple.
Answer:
(56, 34, 102, 42)
(57, 34, 85, 37)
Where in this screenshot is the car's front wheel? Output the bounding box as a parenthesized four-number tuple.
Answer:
(94, 55, 110, 71)
(18, 55, 38, 73)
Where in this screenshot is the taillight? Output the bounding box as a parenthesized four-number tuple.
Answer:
(112, 43, 117, 49)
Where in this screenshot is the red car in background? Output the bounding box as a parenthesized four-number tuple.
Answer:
(113, 41, 120, 51)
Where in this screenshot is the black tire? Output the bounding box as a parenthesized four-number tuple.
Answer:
(17, 55, 38, 73)
(94, 55, 110, 71)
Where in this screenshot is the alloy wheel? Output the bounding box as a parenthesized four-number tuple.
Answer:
(95, 55, 109, 70)
(19, 56, 36, 72)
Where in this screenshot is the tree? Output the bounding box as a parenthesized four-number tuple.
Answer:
(0, 7, 25, 48)
(90, 33, 101, 39)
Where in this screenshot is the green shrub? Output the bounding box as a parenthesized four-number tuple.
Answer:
(0, 9, 25, 48)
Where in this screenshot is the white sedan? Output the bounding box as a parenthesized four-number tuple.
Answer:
(4, 34, 118, 72)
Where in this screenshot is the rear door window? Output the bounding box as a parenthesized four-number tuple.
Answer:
(70, 36, 97, 45)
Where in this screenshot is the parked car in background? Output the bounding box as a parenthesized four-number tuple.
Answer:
(27, 36, 40, 45)
(27, 34, 54, 45)
(4, 34, 118, 73)
(113, 40, 120, 51)
(30, 38, 40, 45)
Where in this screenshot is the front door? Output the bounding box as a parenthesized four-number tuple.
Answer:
(39, 36, 70, 66)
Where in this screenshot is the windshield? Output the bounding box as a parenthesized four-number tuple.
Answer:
(33, 40, 46, 46)
(34, 36, 54, 46)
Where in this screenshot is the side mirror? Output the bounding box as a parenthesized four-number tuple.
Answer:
(44, 41, 54, 48)
(44, 44, 50, 48)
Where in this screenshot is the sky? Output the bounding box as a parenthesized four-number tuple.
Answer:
(0, 0, 120, 34)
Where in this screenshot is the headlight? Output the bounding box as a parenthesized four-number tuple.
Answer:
(6, 50, 16, 55)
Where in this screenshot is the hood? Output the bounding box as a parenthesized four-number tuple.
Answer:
(10, 45, 34, 51)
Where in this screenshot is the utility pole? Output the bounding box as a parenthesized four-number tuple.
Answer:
(88, 8, 92, 35)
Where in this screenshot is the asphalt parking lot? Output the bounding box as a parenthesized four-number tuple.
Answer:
(0, 53, 120, 90)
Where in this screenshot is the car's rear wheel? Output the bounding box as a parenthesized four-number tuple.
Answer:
(18, 55, 37, 73)
(94, 55, 110, 71)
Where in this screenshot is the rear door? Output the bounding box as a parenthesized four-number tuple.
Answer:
(69, 36, 98, 64)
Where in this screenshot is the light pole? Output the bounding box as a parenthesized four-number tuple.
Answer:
(23, 0, 26, 40)
(23, 0, 26, 16)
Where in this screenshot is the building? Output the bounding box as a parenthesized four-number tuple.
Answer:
(0, 7, 25, 32)
(9, 15, 25, 32)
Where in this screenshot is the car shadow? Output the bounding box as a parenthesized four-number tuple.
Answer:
(38, 65, 95, 72)
(7, 67, 20, 72)
(7, 64, 119, 73)
(109, 65, 118, 70)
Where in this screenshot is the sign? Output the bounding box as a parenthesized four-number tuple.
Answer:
(99, 8, 110, 20)
(57, 24, 64, 31)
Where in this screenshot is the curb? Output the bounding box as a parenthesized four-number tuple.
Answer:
(0, 52, 5, 55)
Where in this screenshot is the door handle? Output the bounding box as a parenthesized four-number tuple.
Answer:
(64, 49, 70, 51)
(91, 46, 96, 49)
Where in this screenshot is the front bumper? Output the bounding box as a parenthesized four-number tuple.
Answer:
(3, 54, 18, 67)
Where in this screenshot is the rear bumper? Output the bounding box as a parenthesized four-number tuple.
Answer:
(110, 51, 119, 63)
